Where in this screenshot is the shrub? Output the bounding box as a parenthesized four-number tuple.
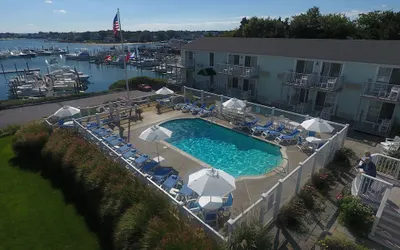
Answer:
(311, 168, 336, 195)
(12, 121, 50, 158)
(0, 124, 21, 137)
(225, 221, 273, 250)
(317, 236, 368, 250)
(333, 147, 356, 166)
(155, 103, 162, 114)
(157, 226, 213, 250)
(298, 184, 325, 213)
(338, 196, 374, 236)
(277, 197, 308, 233)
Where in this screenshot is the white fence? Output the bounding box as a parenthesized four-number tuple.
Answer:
(72, 118, 227, 243)
(183, 86, 349, 233)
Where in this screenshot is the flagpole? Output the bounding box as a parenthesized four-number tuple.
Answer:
(117, 8, 130, 101)
(117, 8, 131, 143)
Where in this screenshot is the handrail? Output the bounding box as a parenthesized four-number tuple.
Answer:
(360, 172, 394, 187)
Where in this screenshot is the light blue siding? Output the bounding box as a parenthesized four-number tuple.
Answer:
(257, 55, 293, 102)
(342, 63, 378, 84)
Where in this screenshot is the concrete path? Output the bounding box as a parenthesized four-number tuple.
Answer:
(0, 90, 152, 128)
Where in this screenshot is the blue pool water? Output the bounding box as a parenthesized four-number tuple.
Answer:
(160, 118, 282, 178)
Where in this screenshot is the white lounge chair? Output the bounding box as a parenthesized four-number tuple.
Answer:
(380, 136, 400, 147)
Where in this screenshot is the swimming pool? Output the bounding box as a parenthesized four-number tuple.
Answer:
(160, 118, 282, 178)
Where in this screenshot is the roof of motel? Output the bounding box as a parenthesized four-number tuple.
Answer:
(182, 37, 400, 65)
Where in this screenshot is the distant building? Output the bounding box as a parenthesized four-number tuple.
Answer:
(181, 37, 400, 136)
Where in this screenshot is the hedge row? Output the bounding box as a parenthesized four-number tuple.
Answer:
(12, 123, 215, 250)
(108, 76, 182, 92)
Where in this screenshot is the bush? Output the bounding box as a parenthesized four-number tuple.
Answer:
(0, 124, 21, 137)
(333, 147, 356, 166)
(317, 236, 368, 250)
(225, 221, 273, 250)
(277, 197, 309, 232)
(311, 168, 336, 195)
(338, 196, 374, 236)
(12, 121, 50, 158)
(13, 127, 215, 250)
(298, 184, 325, 213)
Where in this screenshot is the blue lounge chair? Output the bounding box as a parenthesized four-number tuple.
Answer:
(182, 101, 197, 113)
(251, 121, 273, 135)
(262, 124, 285, 138)
(151, 167, 179, 184)
(109, 138, 124, 147)
(237, 118, 259, 131)
(220, 193, 234, 212)
(191, 104, 206, 114)
(134, 154, 149, 166)
(93, 127, 106, 134)
(174, 100, 190, 110)
(177, 184, 195, 201)
(98, 129, 112, 137)
(199, 105, 216, 117)
(140, 160, 159, 173)
(162, 175, 181, 191)
(122, 149, 138, 160)
(116, 143, 133, 154)
(104, 134, 118, 143)
(275, 129, 301, 144)
(86, 122, 99, 129)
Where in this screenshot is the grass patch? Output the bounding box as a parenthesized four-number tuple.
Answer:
(0, 136, 100, 250)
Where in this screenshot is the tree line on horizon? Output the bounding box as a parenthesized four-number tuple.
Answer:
(219, 7, 400, 40)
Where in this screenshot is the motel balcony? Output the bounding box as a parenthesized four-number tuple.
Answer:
(361, 82, 400, 103)
(283, 72, 344, 92)
(216, 63, 259, 78)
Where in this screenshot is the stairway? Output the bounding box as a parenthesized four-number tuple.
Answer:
(370, 208, 400, 249)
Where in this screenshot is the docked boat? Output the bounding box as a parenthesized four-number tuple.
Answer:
(137, 58, 158, 69)
(16, 84, 48, 97)
(65, 50, 90, 60)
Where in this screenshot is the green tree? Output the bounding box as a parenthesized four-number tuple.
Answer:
(356, 10, 400, 39)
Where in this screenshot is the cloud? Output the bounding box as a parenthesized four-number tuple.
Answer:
(45, 0, 52, 3)
(53, 9, 66, 14)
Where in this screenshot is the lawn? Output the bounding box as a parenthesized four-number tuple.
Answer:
(0, 136, 100, 250)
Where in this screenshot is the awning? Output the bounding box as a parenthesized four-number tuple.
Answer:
(197, 67, 216, 76)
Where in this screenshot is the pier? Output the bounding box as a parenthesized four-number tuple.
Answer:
(0, 67, 41, 75)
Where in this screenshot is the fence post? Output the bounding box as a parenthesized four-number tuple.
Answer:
(273, 179, 284, 219)
(312, 149, 320, 174)
(183, 86, 187, 102)
(226, 219, 235, 234)
(201, 90, 204, 104)
(87, 106, 90, 116)
(295, 163, 303, 194)
(220, 95, 224, 114)
(370, 186, 392, 236)
(259, 193, 267, 225)
(95, 113, 100, 125)
(271, 107, 275, 116)
(116, 109, 120, 122)
(305, 114, 310, 121)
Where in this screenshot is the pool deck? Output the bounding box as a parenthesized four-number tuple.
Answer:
(86, 109, 309, 219)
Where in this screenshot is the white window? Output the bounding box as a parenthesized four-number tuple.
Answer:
(377, 67, 400, 85)
(295, 60, 314, 74)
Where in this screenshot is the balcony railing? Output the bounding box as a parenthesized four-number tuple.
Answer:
(216, 63, 259, 78)
(283, 72, 344, 91)
(362, 82, 400, 102)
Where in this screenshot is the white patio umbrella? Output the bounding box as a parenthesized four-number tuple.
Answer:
(188, 168, 236, 197)
(139, 125, 172, 162)
(155, 86, 174, 95)
(222, 98, 246, 110)
(53, 105, 80, 118)
(300, 117, 334, 133)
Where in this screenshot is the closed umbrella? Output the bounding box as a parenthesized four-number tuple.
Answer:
(188, 168, 236, 197)
(222, 98, 246, 111)
(155, 87, 174, 95)
(139, 125, 172, 162)
(300, 118, 334, 133)
(53, 105, 80, 118)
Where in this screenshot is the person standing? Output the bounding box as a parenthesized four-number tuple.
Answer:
(358, 157, 377, 193)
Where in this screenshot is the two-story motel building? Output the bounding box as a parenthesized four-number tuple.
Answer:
(180, 37, 400, 137)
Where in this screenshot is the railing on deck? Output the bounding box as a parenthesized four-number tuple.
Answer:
(374, 153, 400, 180)
(216, 63, 259, 78)
(283, 72, 343, 91)
(362, 82, 400, 102)
(182, 87, 350, 233)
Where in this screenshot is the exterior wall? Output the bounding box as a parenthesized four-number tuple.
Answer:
(257, 55, 294, 103)
(336, 63, 378, 120)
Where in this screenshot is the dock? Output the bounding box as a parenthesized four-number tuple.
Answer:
(0, 68, 40, 75)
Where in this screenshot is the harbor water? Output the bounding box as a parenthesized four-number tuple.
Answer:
(0, 39, 163, 100)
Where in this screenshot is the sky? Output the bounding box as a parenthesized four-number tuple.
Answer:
(0, 0, 398, 33)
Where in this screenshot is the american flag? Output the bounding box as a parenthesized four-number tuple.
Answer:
(113, 13, 119, 37)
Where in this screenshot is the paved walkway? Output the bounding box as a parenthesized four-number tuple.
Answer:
(0, 90, 152, 128)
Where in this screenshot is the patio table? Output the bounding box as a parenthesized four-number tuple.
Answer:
(198, 196, 223, 211)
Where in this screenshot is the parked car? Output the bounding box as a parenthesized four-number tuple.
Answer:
(137, 84, 152, 92)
